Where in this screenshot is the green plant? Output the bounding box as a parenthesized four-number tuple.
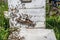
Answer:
(46, 16, 60, 40)
(0, 1, 9, 40)
(0, 27, 9, 40)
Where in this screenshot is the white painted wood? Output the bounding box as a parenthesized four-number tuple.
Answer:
(8, 0, 21, 9)
(8, 0, 46, 8)
(22, 0, 45, 8)
(8, 0, 46, 28)
(7, 0, 56, 40)
(19, 29, 56, 40)
(35, 22, 45, 28)
(19, 9, 45, 22)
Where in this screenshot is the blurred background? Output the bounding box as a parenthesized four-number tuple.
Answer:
(46, 0, 60, 40)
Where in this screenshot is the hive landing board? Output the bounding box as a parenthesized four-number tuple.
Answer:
(8, 0, 46, 28)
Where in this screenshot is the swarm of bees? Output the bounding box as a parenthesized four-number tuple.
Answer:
(9, 8, 36, 28)
(16, 14, 36, 27)
(8, 0, 36, 28)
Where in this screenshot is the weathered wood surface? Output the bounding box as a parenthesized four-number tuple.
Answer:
(8, 0, 46, 28)
(7, 0, 57, 40)
(8, 0, 45, 9)
(19, 29, 56, 40)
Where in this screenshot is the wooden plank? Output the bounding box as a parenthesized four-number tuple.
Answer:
(19, 29, 56, 40)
